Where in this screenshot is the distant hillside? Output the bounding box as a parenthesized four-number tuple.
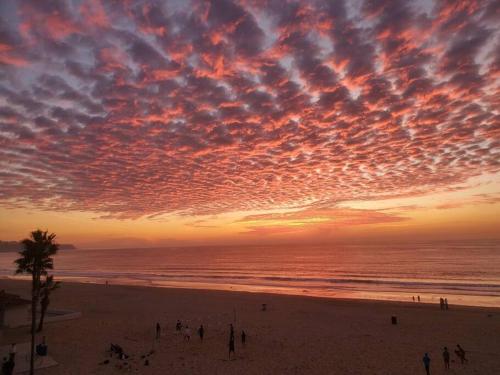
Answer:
(0, 241, 76, 252)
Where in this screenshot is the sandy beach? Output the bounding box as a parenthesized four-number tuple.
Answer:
(1, 279, 499, 375)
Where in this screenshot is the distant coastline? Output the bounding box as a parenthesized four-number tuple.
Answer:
(0, 240, 76, 252)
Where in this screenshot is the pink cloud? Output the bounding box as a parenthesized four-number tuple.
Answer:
(0, 0, 498, 219)
(80, 0, 110, 29)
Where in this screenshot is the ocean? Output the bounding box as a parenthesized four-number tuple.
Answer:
(1, 241, 499, 307)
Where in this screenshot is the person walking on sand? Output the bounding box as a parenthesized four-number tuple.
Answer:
(443, 347, 450, 370)
(444, 298, 449, 310)
(228, 330, 235, 359)
(184, 325, 191, 341)
(423, 353, 431, 375)
(455, 344, 468, 364)
(439, 298, 444, 310)
(198, 325, 204, 342)
(418, 295, 421, 302)
(412, 296, 415, 302)
(156, 322, 161, 340)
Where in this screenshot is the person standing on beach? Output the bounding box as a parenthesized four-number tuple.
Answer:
(444, 298, 449, 310)
(184, 325, 191, 341)
(198, 325, 204, 342)
(241, 330, 246, 346)
(422, 353, 431, 375)
(412, 296, 415, 302)
(8, 344, 15, 361)
(1, 358, 8, 375)
(418, 295, 421, 302)
(2, 357, 14, 375)
(156, 322, 161, 340)
(228, 328, 235, 359)
(440, 298, 444, 310)
(443, 347, 450, 370)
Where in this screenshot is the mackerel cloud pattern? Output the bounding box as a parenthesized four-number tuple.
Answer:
(0, 0, 499, 218)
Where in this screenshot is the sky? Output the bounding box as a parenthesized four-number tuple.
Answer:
(0, 0, 499, 248)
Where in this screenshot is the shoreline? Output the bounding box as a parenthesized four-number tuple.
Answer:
(2, 275, 499, 310)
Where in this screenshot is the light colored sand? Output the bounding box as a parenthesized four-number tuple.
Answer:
(1, 279, 499, 374)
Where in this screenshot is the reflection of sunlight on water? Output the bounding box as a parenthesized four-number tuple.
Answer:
(1, 241, 499, 307)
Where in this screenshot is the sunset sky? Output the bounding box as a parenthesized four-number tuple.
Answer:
(0, 0, 499, 248)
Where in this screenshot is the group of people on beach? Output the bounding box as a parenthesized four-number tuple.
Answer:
(157, 320, 195, 341)
(439, 298, 449, 310)
(228, 323, 246, 359)
(116, 318, 242, 371)
(411, 295, 451, 310)
(168, 319, 246, 359)
(422, 344, 468, 374)
(173, 320, 193, 341)
(101, 342, 155, 370)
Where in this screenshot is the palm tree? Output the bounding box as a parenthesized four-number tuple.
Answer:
(37, 275, 61, 332)
(15, 230, 58, 375)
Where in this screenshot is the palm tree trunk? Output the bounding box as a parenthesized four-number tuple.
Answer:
(37, 300, 47, 332)
(30, 272, 39, 375)
(31, 294, 37, 374)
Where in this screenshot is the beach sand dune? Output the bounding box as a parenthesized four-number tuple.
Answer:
(1, 280, 499, 374)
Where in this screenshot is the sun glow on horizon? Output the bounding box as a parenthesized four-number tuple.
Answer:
(1, 172, 499, 248)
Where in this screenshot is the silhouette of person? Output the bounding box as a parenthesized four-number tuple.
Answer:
(8, 344, 15, 361)
(440, 298, 444, 310)
(455, 344, 467, 364)
(412, 296, 415, 302)
(241, 330, 246, 346)
(228, 334, 235, 359)
(228, 324, 235, 359)
(176, 320, 182, 332)
(443, 347, 450, 370)
(422, 353, 431, 375)
(184, 325, 191, 341)
(418, 295, 421, 302)
(198, 325, 204, 342)
(444, 298, 448, 310)
(2, 357, 14, 375)
(156, 322, 161, 339)
(230, 324, 234, 340)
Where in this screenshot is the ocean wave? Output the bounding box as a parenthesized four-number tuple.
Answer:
(3, 268, 499, 294)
